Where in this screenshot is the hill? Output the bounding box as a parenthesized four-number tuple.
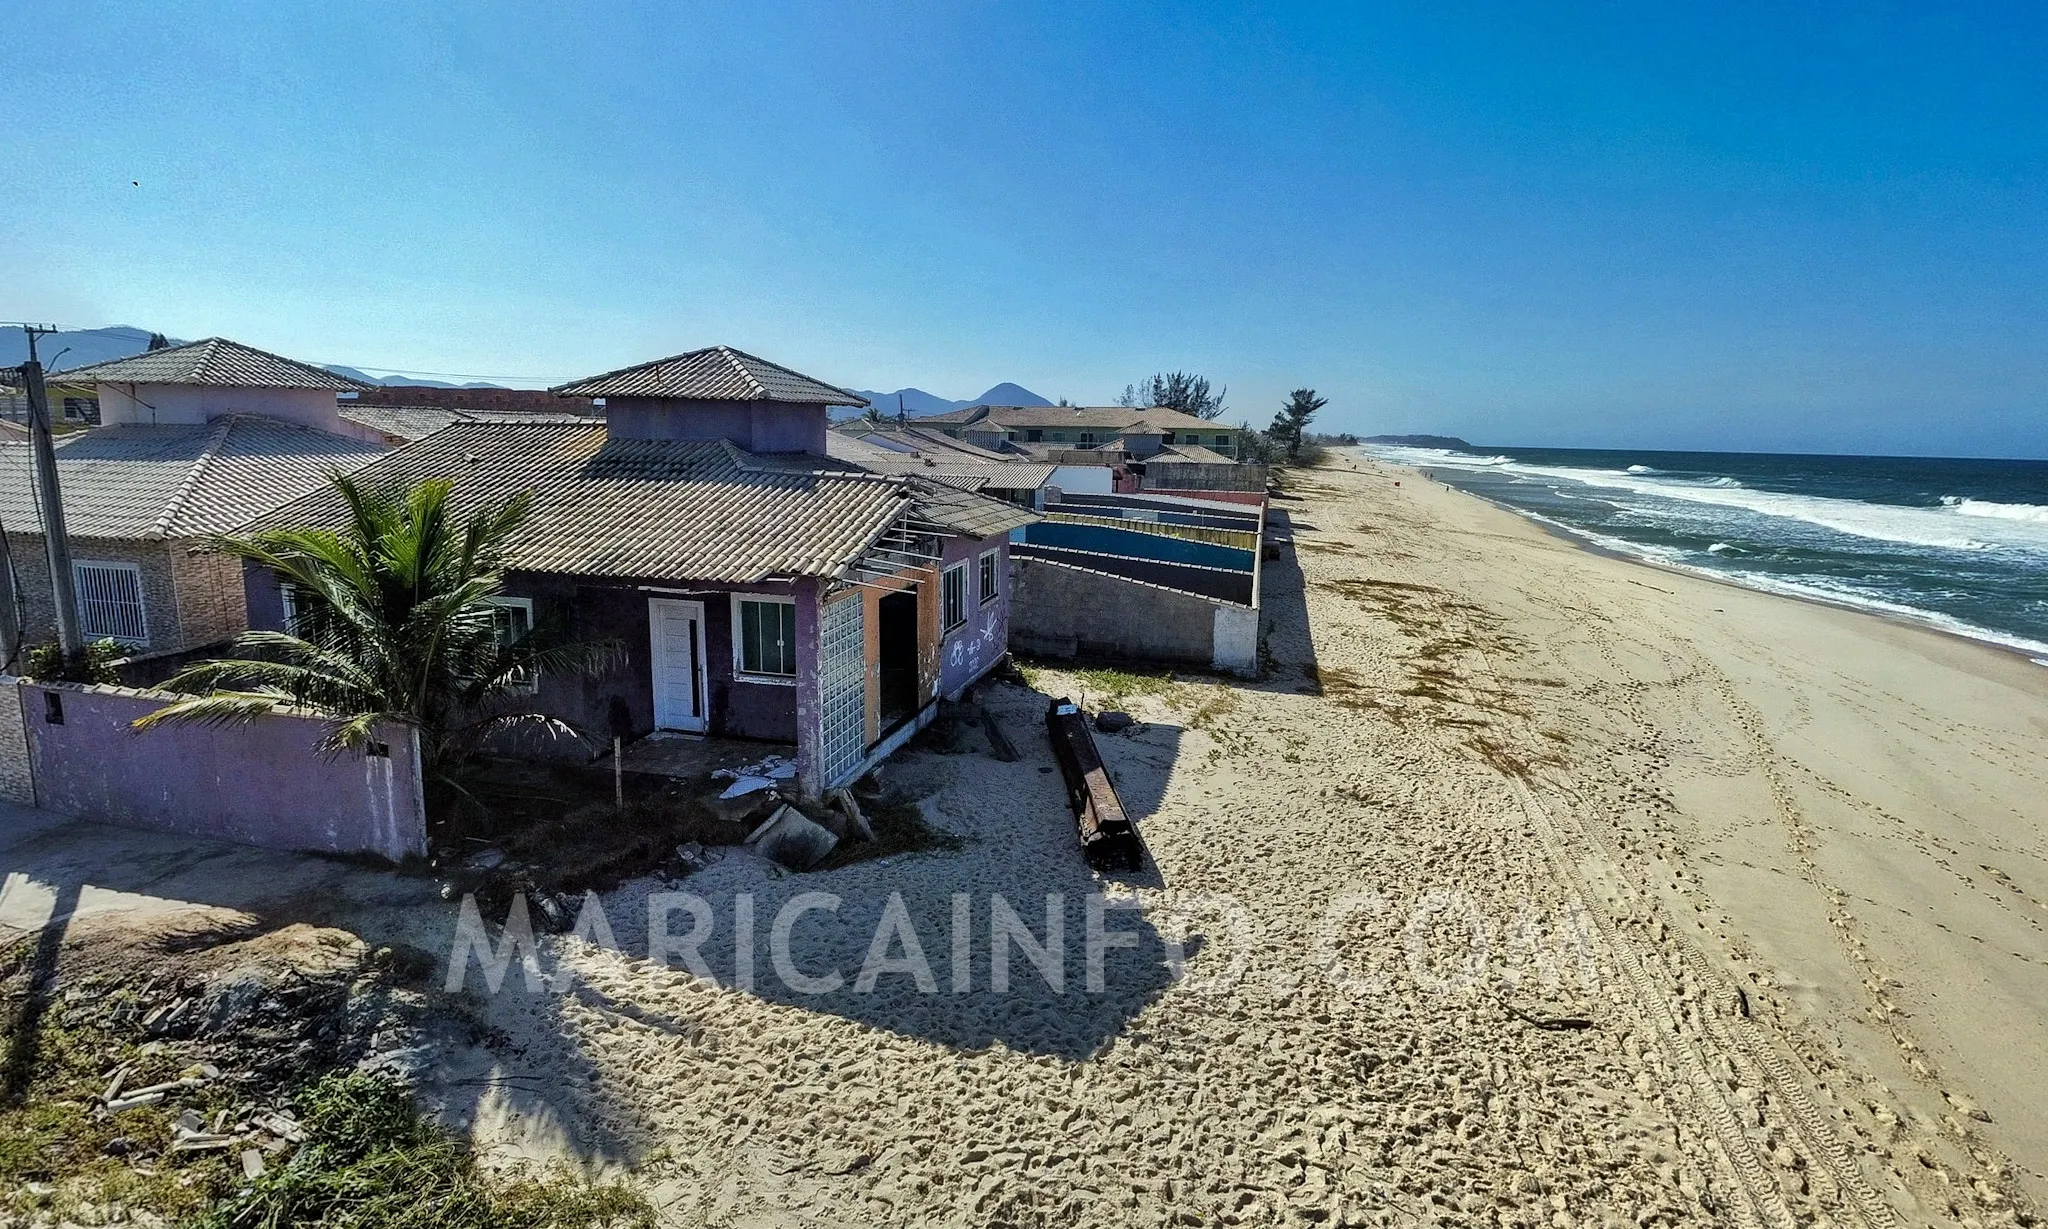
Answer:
(1361, 434, 1474, 449)
(846, 381, 1052, 418)
(1, 326, 177, 372)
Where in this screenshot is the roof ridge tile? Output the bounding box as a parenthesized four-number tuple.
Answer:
(148, 415, 240, 539)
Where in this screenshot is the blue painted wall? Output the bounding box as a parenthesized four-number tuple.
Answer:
(1021, 522, 1253, 571)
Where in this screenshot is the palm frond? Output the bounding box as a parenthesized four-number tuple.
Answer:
(131, 691, 291, 732)
(136, 472, 587, 776)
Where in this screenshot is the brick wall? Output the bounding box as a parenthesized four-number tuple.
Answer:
(167, 540, 249, 648)
(0, 678, 32, 806)
(6, 534, 185, 652)
(346, 386, 595, 414)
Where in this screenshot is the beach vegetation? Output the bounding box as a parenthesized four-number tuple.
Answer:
(1117, 371, 1228, 419)
(1267, 387, 1328, 464)
(192, 1072, 652, 1229)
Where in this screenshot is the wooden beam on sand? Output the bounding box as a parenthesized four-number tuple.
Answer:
(1044, 696, 1145, 872)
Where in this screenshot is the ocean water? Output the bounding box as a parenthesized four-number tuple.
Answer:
(1358, 444, 2048, 661)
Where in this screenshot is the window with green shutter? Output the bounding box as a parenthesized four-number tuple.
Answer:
(735, 596, 797, 678)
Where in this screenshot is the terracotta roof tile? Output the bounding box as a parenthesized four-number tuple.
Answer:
(551, 346, 867, 405)
(254, 422, 921, 583)
(50, 338, 374, 391)
(0, 417, 385, 539)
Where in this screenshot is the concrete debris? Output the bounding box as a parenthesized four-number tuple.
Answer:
(746, 804, 839, 871)
(241, 1148, 267, 1179)
(675, 842, 724, 872)
(257, 1110, 306, 1143)
(825, 788, 877, 842)
(718, 775, 776, 799)
(714, 754, 798, 783)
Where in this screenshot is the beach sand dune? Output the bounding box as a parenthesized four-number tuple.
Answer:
(432, 455, 2043, 1227)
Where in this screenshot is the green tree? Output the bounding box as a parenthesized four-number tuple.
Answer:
(136, 476, 617, 775)
(1117, 372, 1228, 419)
(1267, 388, 1328, 463)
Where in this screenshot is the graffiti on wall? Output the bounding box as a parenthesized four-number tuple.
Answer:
(944, 600, 1006, 691)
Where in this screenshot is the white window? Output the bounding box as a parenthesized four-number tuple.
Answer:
(978, 549, 999, 604)
(74, 560, 147, 644)
(733, 594, 797, 681)
(941, 562, 968, 631)
(486, 597, 537, 693)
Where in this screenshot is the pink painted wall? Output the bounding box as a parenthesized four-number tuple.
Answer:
(18, 681, 426, 861)
(938, 534, 1011, 699)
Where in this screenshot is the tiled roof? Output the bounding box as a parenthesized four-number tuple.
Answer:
(837, 425, 1028, 460)
(253, 422, 929, 584)
(49, 338, 374, 391)
(919, 404, 1227, 433)
(0, 416, 386, 540)
(1153, 443, 1238, 464)
(551, 346, 868, 406)
(338, 403, 595, 443)
(901, 479, 1038, 539)
(824, 433, 1057, 491)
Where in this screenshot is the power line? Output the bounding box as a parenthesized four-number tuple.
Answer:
(313, 361, 582, 384)
(7, 323, 581, 385)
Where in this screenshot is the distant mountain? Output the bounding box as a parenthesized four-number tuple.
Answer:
(0, 326, 177, 372)
(0, 326, 513, 391)
(845, 381, 1053, 419)
(1361, 434, 1474, 449)
(321, 364, 506, 390)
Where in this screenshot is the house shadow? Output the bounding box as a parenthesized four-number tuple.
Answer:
(587, 676, 1191, 1063)
(1253, 506, 1325, 694)
(0, 666, 1207, 1168)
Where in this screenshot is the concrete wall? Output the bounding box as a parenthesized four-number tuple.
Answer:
(13, 680, 425, 859)
(1010, 556, 1257, 676)
(1139, 462, 1269, 493)
(1143, 488, 1268, 507)
(1047, 466, 1114, 495)
(1009, 544, 1254, 605)
(604, 397, 828, 454)
(98, 384, 345, 433)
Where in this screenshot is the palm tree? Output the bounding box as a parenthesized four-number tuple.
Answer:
(136, 476, 617, 776)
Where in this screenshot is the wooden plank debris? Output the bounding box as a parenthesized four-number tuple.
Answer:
(1044, 696, 1146, 872)
(981, 708, 1019, 762)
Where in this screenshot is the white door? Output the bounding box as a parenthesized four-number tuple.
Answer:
(649, 599, 709, 732)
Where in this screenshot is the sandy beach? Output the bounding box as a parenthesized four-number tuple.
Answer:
(382, 451, 2042, 1227)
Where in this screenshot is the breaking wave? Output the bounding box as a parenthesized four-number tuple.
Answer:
(1942, 496, 2048, 524)
(1366, 449, 2046, 554)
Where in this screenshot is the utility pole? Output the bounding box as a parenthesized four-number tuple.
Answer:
(16, 325, 83, 658)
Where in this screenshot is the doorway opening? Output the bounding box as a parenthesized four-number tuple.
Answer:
(877, 588, 920, 731)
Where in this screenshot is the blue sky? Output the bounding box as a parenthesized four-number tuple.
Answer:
(6, 2, 2046, 456)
